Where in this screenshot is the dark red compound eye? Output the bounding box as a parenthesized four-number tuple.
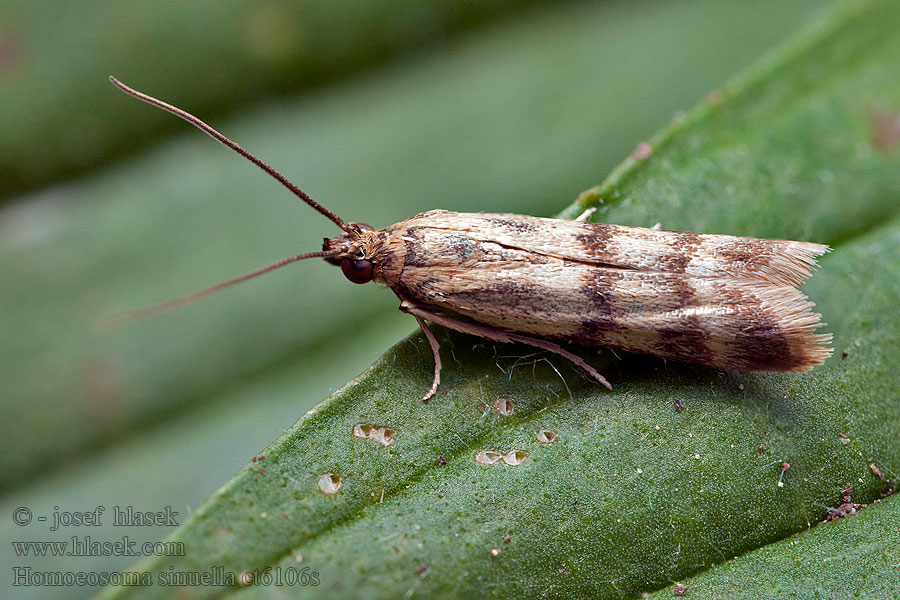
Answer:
(341, 258, 374, 284)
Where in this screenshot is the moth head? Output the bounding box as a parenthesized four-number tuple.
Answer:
(322, 223, 379, 285)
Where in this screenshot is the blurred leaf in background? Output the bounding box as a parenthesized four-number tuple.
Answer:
(6, 0, 892, 598)
(0, 0, 563, 200)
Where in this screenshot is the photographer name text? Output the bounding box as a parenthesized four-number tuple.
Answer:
(21, 505, 180, 531)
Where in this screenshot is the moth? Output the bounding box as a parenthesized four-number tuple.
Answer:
(110, 77, 832, 400)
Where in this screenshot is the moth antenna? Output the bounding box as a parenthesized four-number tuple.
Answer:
(109, 76, 349, 232)
(102, 250, 339, 329)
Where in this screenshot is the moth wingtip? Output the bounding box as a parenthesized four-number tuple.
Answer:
(784, 331, 834, 372)
(759, 240, 831, 287)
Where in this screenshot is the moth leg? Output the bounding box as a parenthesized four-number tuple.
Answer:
(414, 316, 442, 402)
(399, 300, 612, 390)
(574, 207, 597, 222)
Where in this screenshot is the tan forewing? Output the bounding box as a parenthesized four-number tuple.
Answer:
(378, 220, 831, 372)
(404, 210, 828, 287)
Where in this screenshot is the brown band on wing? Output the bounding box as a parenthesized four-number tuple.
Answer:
(574, 225, 615, 262)
(727, 317, 793, 370)
(656, 231, 703, 273)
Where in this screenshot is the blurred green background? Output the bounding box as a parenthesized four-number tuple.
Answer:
(1, 1, 832, 598)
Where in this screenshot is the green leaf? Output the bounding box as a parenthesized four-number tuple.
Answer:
(92, 0, 899, 597)
(665, 491, 900, 598)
